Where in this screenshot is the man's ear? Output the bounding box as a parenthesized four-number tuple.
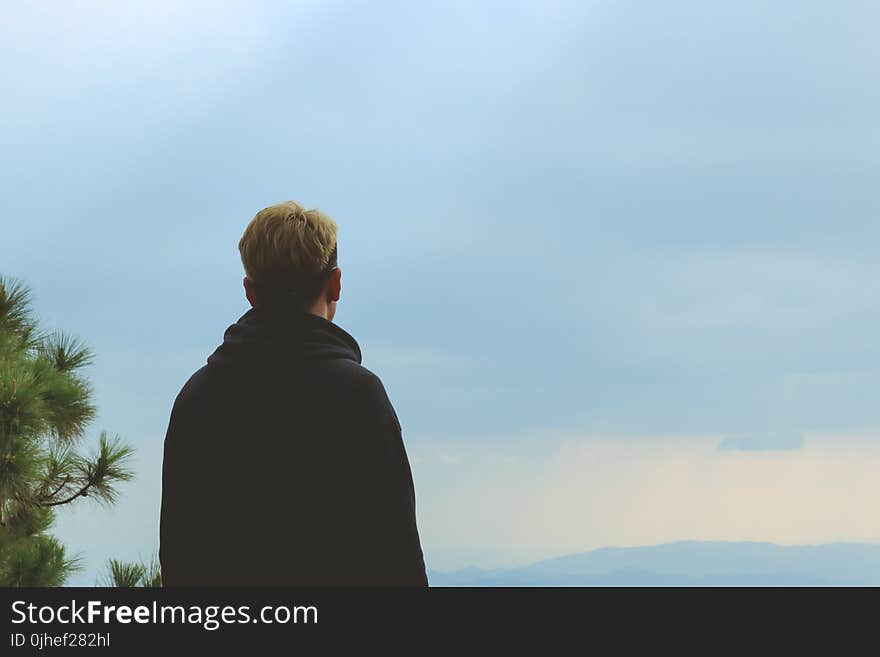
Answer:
(243, 277, 257, 307)
(328, 268, 342, 302)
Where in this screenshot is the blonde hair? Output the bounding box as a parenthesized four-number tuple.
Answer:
(238, 201, 338, 299)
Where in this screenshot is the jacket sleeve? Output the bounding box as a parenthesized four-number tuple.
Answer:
(159, 392, 201, 586)
(353, 372, 429, 587)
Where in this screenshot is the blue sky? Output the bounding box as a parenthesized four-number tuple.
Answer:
(2, 0, 879, 583)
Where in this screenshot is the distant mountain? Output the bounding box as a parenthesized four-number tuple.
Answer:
(427, 541, 880, 586)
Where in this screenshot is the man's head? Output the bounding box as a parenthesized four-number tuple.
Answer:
(238, 201, 342, 321)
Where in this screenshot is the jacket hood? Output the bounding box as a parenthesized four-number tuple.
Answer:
(206, 305, 362, 369)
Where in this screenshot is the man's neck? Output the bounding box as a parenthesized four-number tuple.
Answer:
(306, 300, 331, 321)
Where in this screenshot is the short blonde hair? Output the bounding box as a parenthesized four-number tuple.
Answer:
(239, 201, 338, 299)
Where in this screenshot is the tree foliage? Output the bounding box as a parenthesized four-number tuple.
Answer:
(101, 558, 162, 587)
(0, 276, 134, 586)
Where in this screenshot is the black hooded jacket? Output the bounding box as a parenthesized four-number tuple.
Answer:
(159, 305, 428, 586)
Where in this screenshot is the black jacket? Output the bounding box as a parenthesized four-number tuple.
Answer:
(159, 305, 428, 586)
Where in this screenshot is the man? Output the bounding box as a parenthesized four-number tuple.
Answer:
(159, 201, 428, 586)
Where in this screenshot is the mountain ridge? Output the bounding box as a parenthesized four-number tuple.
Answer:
(427, 540, 880, 586)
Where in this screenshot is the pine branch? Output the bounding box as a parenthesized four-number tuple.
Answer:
(38, 433, 134, 508)
(0, 276, 36, 343)
(101, 559, 146, 587)
(100, 557, 162, 587)
(39, 332, 94, 373)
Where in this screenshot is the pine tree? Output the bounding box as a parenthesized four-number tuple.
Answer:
(0, 276, 134, 586)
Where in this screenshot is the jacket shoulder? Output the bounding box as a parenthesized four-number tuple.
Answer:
(349, 364, 401, 431)
(322, 358, 385, 392)
(171, 364, 210, 408)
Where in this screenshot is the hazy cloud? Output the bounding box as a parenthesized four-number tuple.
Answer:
(719, 432, 805, 452)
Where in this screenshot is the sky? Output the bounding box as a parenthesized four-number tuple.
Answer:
(1, 0, 879, 584)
